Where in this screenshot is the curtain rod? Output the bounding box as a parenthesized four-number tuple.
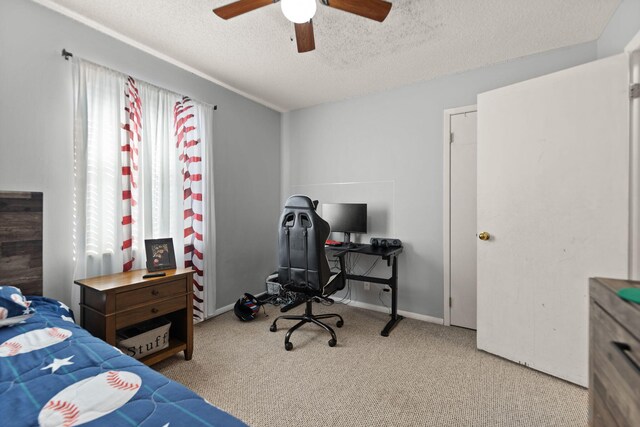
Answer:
(61, 49, 218, 111)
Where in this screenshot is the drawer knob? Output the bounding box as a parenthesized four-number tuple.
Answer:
(613, 341, 640, 374)
(151, 289, 160, 296)
(151, 307, 159, 314)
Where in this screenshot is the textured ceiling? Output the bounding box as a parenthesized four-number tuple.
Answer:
(39, 0, 619, 112)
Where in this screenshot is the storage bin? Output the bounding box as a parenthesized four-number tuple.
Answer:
(116, 317, 171, 359)
(266, 273, 280, 295)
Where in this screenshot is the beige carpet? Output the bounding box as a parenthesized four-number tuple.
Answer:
(155, 303, 587, 426)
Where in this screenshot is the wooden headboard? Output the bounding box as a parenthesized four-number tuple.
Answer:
(0, 191, 43, 296)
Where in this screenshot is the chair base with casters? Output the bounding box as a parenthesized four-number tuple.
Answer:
(270, 298, 344, 351)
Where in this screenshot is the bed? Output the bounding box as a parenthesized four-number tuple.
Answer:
(0, 191, 247, 426)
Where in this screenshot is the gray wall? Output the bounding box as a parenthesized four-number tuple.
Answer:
(598, 0, 640, 58)
(282, 1, 640, 320)
(282, 42, 598, 319)
(0, 0, 281, 311)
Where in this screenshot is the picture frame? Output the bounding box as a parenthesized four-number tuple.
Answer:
(145, 238, 177, 272)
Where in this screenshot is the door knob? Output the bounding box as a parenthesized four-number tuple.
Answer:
(478, 232, 490, 241)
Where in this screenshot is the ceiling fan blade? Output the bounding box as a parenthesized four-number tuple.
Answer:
(325, 0, 392, 22)
(295, 21, 315, 53)
(213, 0, 275, 20)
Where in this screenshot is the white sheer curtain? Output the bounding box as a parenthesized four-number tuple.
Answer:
(137, 83, 184, 267)
(73, 60, 129, 279)
(72, 59, 214, 321)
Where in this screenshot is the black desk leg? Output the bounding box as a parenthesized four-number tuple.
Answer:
(381, 255, 404, 336)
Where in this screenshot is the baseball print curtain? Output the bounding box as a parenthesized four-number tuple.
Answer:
(72, 59, 214, 321)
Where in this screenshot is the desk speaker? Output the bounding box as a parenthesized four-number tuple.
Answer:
(370, 237, 402, 248)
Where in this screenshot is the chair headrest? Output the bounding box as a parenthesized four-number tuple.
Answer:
(284, 195, 315, 210)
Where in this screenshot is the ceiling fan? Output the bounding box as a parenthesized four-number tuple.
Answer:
(213, 0, 392, 53)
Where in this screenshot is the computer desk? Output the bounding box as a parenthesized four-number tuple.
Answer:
(326, 244, 404, 336)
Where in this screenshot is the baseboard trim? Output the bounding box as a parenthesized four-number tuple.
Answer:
(207, 295, 444, 325)
(207, 291, 267, 319)
(209, 302, 234, 318)
(32, 0, 285, 113)
(336, 299, 444, 325)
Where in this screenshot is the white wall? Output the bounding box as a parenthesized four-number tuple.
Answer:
(283, 42, 598, 318)
(0, 0, 281, 311)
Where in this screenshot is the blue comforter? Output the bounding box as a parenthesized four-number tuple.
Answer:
(0, 297, 247, 427)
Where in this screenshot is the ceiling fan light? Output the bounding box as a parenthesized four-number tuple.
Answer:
(281, 0, 317, 24)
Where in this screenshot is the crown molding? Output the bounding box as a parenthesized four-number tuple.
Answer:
(32, 0, 287, 113)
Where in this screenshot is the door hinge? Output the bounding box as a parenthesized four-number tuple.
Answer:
(449, 132, 454, 144)
(632, 83, 640, 99)
(449, 297, 452, 307)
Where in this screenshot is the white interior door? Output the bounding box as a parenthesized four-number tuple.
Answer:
(631, 50, 640, 280)
(450, 110, 478, 329)
(477, 53, 630, 387)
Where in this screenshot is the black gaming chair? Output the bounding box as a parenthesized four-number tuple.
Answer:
(270, 195, 347, 351)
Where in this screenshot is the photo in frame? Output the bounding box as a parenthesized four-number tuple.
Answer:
(145, 238, 177, 272)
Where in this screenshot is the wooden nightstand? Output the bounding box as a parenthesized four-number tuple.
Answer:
(74, 268, 194, 366)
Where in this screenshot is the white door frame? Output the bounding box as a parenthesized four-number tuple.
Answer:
(627, 34, 640, 279)
(443, 104, 477, 327)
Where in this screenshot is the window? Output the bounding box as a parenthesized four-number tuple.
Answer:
(72, 59, 214, 320)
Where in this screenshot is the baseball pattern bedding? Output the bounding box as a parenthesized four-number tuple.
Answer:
(0, 295, 247, 427)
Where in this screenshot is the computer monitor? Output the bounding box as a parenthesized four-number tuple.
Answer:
(321, 203, 367, 245)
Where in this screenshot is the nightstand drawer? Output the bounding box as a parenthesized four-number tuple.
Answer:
(116, 279, 186, 311)
(116, 296, 186, 329)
